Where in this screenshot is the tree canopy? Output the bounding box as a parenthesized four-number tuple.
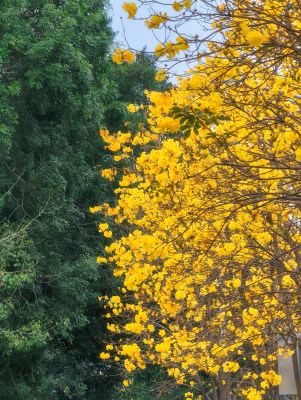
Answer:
(97, 1, 301, 399)
(0, 0, 166, 398)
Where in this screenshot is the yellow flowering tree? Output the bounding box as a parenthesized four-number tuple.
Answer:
(94, 0, 301, 399)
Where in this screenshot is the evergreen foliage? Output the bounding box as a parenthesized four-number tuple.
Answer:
(0, 0, 166, 398)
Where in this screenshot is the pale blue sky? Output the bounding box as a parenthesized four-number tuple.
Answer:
(109, 0, 160, 52)
(108, 0, 210, 79)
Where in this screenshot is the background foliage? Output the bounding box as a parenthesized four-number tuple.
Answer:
(0, 0, 167, 398)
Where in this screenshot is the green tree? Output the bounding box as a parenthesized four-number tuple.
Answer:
(0, 1, 167, 398)
(0, 0, 113, 398)
(0, 222, 46, 355)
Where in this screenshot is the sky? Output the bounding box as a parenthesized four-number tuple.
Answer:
(109, 0, 160, 52)
(108, 0, 210, 80)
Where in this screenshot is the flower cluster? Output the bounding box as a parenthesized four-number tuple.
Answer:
(122, 2, 137, 18)
(112, 48, 135, 64)
(100, 0, 301, 398)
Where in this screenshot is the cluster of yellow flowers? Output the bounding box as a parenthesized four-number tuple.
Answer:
(145, 12, 168, 29)
(172, 0, 191, 11)
(154, 36, 189, 59)
(97, 0, 301, 398)
(155, 69, 167, 82)
(122, 2, 137, 18)
(112, 47, 135, 64)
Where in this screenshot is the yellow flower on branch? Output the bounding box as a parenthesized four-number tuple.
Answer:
(155, 69, 167, 81)
(246, 31, 265, 47)
(182, 0, 191, 8)
(122, 2, 137, 18)
(97, 257, 107, 263)
(111, 296, 120, 304)
(127, 104, 139, 112)
(98, 223, 109, 232)
(172, 1, 182, 11)
(99, 352, 110, 359)
(145, 12, 168, 29)
(222, 361, 239, 372)
(112, 47, 135, 64)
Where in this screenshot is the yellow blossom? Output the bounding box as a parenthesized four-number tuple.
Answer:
(104, 230, 112, 238)
(122, 2, 137, 18)
(111, 296, 121, 304)
(222, 361, 239, 372)
(113, 48, 135, 64)
(172, 1, 182, 11)
(155, 69, 167, 82)
(100, 352, 110, 359)
(97, 257, 107, 263)
(145, 13, 168, 29)
(246, 31, 265, 47)
(127, 103, 138, 112)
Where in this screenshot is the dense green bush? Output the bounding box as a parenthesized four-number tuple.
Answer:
(0, 0, 167, 398)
